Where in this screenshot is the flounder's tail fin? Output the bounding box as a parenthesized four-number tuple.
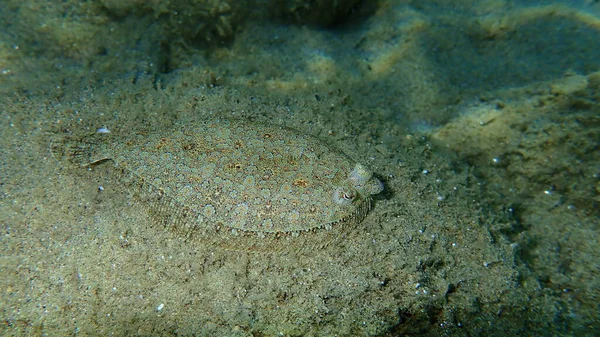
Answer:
(49, 133, 112, 168)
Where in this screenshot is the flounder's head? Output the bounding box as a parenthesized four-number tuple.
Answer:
(333, 163, 384, 206)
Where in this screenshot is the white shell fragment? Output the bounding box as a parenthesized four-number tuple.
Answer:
(96, 126, 111, 134)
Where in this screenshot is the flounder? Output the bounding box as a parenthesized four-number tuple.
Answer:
(54, 119, 383, 251)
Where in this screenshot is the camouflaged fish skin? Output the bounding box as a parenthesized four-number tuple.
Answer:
(57, 119, 383, 251)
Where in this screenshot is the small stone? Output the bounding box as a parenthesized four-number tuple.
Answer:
(374, 144, 391, 156)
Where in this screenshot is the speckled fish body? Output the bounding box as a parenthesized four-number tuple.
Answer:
(58, 119, 383, 251)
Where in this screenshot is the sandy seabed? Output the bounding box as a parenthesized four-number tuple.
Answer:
(1, 1, 599, 336)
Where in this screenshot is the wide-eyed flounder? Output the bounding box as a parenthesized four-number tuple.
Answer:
(55, 119, 383, 251)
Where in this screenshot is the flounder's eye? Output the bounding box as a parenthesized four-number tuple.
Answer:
(333, 187, 356, 206)
(348, 163, 373, 185)
(363, 178, 384, 195)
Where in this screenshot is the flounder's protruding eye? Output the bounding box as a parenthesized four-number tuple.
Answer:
(347, 163, 384, 196)
(348, 163, 373, 186)
(333, 163, 384, 206)
(363, 178, 384, 195)
(333, 187, 356, 206)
